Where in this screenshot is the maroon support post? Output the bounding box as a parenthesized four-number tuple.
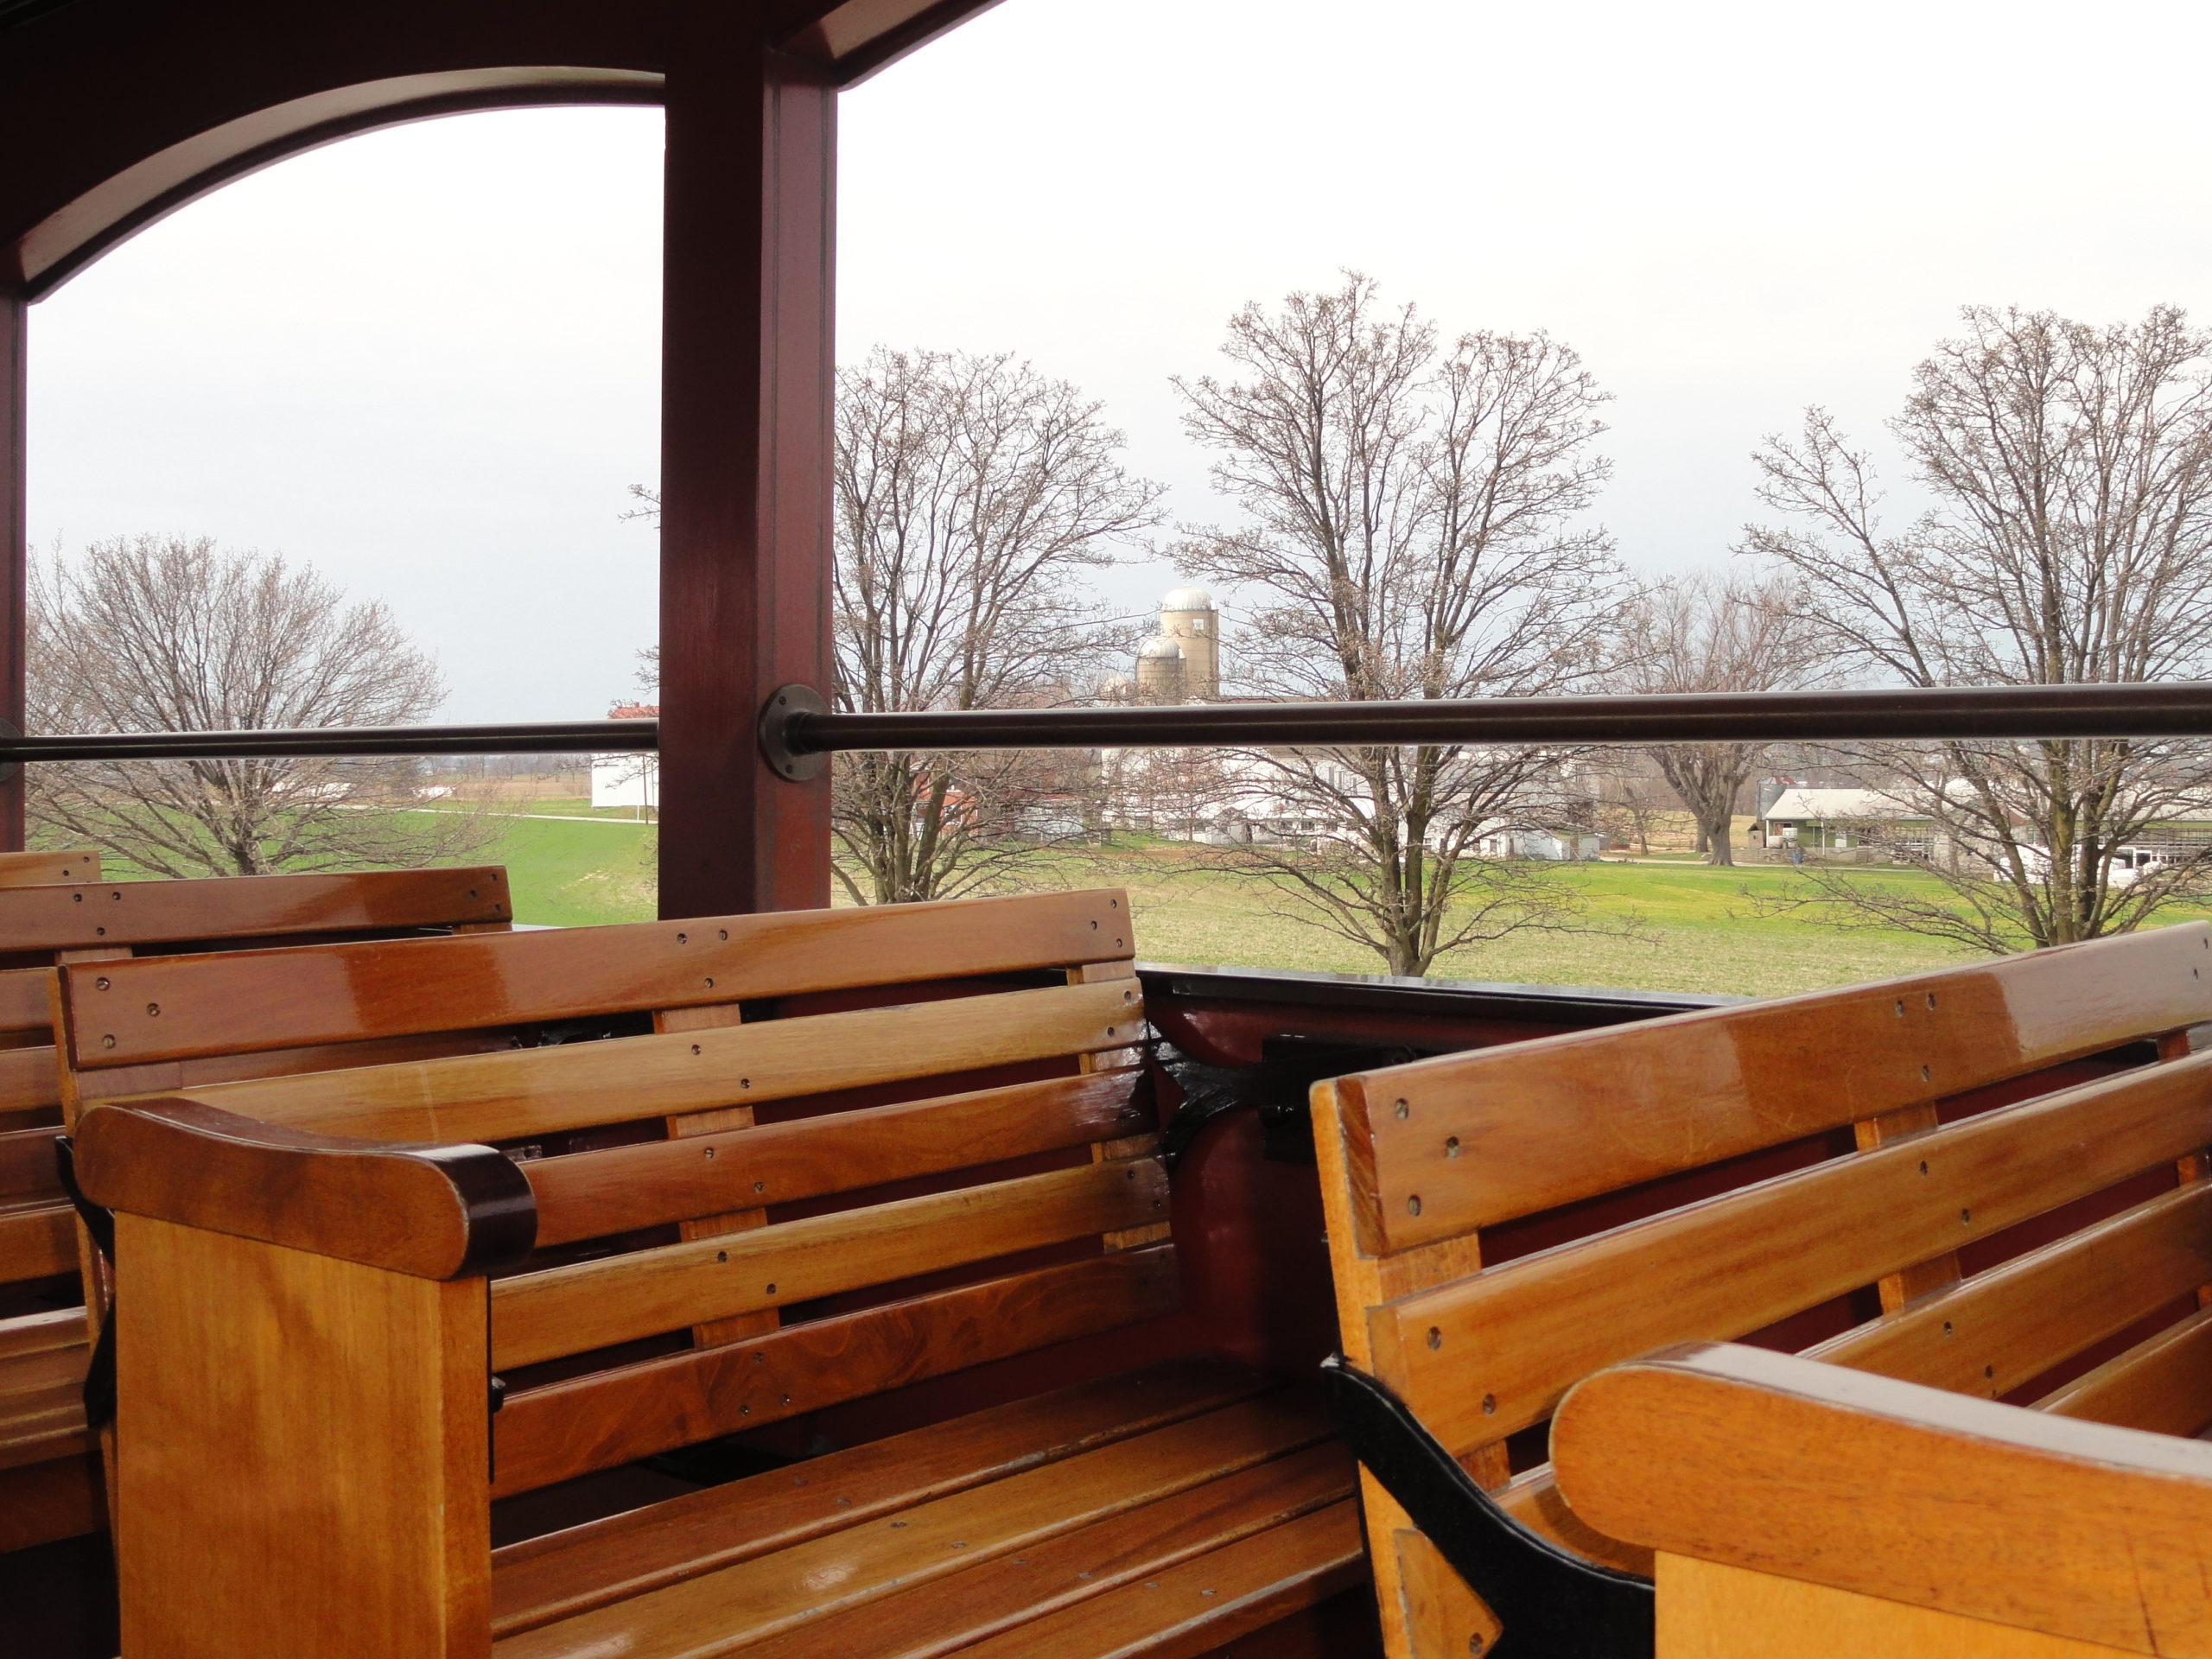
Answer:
(657, 10, 836, 918)
(0, 288, 26, 850)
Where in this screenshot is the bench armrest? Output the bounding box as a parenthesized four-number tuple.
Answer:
(1553, 1342, 2212, 1656)
(73, 1097, 535, 1278)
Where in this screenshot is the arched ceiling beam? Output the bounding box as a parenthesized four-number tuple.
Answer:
(17, 67, 663, 299)
(1, 0, 1001, 297)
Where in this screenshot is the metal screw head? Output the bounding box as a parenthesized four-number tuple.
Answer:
(94, 976, 109, 990)
(1394, 1099, 1409, 1119)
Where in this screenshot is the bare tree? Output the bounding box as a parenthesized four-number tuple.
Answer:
(833, 348, 1163, 903)
(1620, 569, 1819, 866)
(28, 536, 491, 877)
(1175, 274, 1630, 976)
(1744, 305, 2212, 948)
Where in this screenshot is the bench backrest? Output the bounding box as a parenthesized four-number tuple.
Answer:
(3, 867, 511, 1313)
(68, 889, 1166, 1510)
(1317, 923, 2212, 1655)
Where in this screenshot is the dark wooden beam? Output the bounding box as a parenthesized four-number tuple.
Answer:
(658, 10, 836, 918)
(776, 0, 1007, 86)
(0, 286, 23, 849)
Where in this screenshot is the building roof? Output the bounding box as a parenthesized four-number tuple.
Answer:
(1137, 637, 1185, 660)
(1161, 586, 1217, 612)
(1764, 786, 1919, 821)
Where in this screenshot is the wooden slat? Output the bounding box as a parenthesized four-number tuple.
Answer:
(0, 1041, 57, 1112)
(491, 1397, 1331, 1659)
(526, 1070, 1150, 1246)
(1808, 1179, 2212, 1400)
(1377, 1048, 2212, 1453)
(492, 1357, 1277, 1636)
(0, 1198, 75, 1284)
(171, 978, 1142, 1145)
(728, 1446, 1357, 1659)
(944, 1500, 1367, 1659)
(0, 1305, 84, 1361)
(67, 888, 1134, 1068)
(1333, 922, 2212, 1252)
(493, 1158, 1169, 1368)
(0, 1378, 86, 1469)
(492, 1244, 1181, 1497)
(0, 849, 99, 887)
(0, 1119, 60, 1203)
(0, 1450, 102, 1551)
(1551, 1342, 2212, 1658)
(0, 865, 510, 958)
(73, 1027, 526, 1109)
(0, 969, 51, 1038)
(2038, 1305, 2212, 1435)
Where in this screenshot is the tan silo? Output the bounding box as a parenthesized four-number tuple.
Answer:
(1159, 586, 1219, 698)
(1135, 635, 1186, 702)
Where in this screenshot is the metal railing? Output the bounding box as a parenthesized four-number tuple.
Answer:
(7, 681, 2212, 770)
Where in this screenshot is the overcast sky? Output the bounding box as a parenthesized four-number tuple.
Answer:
(29, 0, 2212, 722)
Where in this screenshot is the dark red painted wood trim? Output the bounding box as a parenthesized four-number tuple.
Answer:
(658, 14, 835, 918)
(0, 288, 22, 850)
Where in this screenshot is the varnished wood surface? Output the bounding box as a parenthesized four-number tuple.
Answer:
(160, 977, 1141, 1145)
(493, 1245, 1183, 1497)
(2037, 1305, 2212, 1435)
(1655, 1554, 2136, 1658)
(116, 1214, 491, 1657)
(1332, 922, 2212, 1252)
(0, 969, 51, 1037)
(0, 1192, 73, 1280)
(1554, 1343, 2212, 1657)
(493, 1395, 1331, 1658)
(945, 1500, 1366, 1659)
(723, 1445, 1353, 1659)
(0, 1450, 102, 1553)
(1376, 1048, 2212, 1452)
(75, 1098, 535, 1279)
(524, 1069, 1149, 1246)
(67, 888, 1133, 1068)
(494, 1158, 1164, 1367)
(4, 864, 509, 959)
(1806, 1179, 2212, 1401)
(0, 1119, 61, 1203)
(0, 849, 98, 887)
(492, 1357, 1276, 1634)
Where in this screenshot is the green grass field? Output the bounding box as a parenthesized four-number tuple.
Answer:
(75, 805, 2202, 998)
(473, 815, 2086, 996)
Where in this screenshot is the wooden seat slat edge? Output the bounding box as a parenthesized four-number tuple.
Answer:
(489, 1356, 1279, 1636)
(709, 1441, 1354, 1659)
(491, 1397, 1331, 1659)
(941, 1499, 1366, 1659)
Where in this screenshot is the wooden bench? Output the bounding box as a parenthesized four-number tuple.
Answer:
(1313, 923, 2212, 1659)
(68, 889, 1366, 1658)
(0, 863, 512, 1554)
